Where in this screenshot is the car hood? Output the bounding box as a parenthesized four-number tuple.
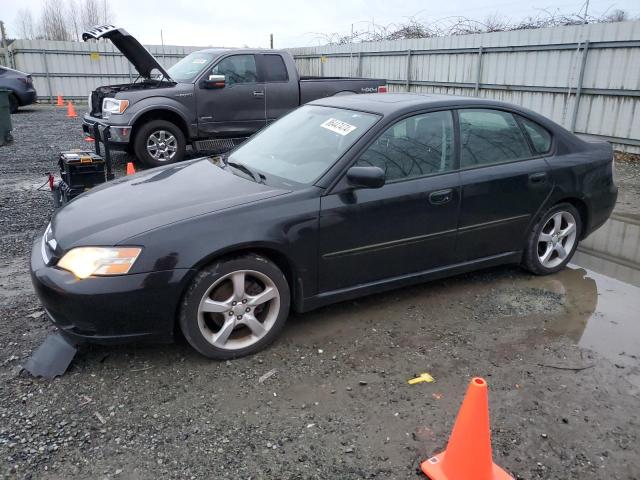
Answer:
(82, 25, 172, 80)
(51, 158, 290, 249)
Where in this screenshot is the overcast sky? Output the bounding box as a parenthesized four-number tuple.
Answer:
(4, 0, 640, 48)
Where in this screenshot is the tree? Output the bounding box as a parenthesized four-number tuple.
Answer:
(39, 0, 72, 41)
(15, 8, 36, 40)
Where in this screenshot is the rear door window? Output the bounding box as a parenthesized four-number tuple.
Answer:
(262, 55, 289, 82)
(518, 116, 552, 154)
(458, 109, 532, 168)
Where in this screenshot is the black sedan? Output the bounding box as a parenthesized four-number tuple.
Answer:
(31, 93, 617, 359)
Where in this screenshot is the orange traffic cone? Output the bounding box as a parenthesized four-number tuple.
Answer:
(56, 95, 64, 107)
(66, 101, 77, 118)
(421, 377, 513, 480)
(126, 162, 136, 175)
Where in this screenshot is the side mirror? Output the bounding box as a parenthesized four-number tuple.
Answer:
(202, 74, 225, 89)
(346, 166, 385, 189)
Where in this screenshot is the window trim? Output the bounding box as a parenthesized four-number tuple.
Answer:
(455, 106, 556, 172)
(202, 53, 260, 87)
(259, 53, 290, 83)
(342, 107, 459, 187)
(514, 114, 553, 156)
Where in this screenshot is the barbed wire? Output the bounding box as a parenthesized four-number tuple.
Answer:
(314, 9, 634, 45)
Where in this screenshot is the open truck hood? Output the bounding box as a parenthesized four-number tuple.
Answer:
(82, 25, 173, 81)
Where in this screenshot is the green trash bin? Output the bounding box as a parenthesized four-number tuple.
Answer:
(0, 89, 13, 146)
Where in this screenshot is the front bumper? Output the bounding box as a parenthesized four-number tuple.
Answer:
(83, 114, 132, 145)
(30, 235, 193, 345)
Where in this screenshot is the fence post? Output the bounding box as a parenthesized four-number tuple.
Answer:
(474, 46, 483, 96)
(570, 40, 589, 133)
(357, 51, 362, 77)
(41, 49, 53, 104)
(406, 49, 412, 92)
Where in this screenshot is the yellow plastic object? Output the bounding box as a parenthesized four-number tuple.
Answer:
(408, 373, 435, 385)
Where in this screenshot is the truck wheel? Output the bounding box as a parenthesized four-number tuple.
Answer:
(134, 120, 185, 167)
(8, 94, 18, 114)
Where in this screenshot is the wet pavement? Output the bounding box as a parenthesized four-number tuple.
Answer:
(0, 107, 639, 479)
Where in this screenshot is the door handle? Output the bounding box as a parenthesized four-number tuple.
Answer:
(429, 188, 453, 205)
(529, 172, 547, 184)
(253, 91, 264, 98)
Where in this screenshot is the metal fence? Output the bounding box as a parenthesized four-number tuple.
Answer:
(290, 21, 640, 153)
(0, 38, 203, 103)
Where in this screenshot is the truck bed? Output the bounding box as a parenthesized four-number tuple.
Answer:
(299, 76, 386, 104)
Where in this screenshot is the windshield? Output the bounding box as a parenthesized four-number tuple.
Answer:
(227, 105, 380, 185)
(167, 51, 216, 82)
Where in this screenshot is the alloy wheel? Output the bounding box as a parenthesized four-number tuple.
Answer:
(197, 270, 281, 350)
(146, 130, 177, 162)
(537, 211, 577, 269)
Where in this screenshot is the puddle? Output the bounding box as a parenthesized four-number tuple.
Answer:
(549, 213, 640, 389)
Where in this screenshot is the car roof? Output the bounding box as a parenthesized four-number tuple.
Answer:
(0, 66, 28, 76)
(309, 92, 528, 117)
(196, 48, 287, 55)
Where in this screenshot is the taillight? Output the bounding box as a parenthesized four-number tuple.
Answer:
(377, 85, 388, 93)
(18, 76, 32, 86)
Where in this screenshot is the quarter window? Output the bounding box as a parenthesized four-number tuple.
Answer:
(458, 109, 532, 168)
(211, 55, 257, 86)
(263, 55, 289, 82)
(519, 116, 552, 154)
(356, 110, 454, 181)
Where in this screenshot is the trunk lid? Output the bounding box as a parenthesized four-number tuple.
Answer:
(82, 25, 173, 81)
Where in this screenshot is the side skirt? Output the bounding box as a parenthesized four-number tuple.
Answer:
(298, 251, 522, 313)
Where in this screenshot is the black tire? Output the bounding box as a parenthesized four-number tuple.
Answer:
(8, 94, 19, 114)
(179, 254, 290, 360)
(522, 202, 582, 275)
(133, 119, 185, 167)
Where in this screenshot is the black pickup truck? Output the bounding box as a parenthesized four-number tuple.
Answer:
(82, 25, 387, 166)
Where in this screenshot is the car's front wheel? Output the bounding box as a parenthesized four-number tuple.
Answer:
(523, 203, 582, 275)
(179, 254, 290, 360)
(134, 120, 185, 167)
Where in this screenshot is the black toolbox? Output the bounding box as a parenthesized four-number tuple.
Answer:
(53, 150, 107, 206)
(59, 150, 106, 189)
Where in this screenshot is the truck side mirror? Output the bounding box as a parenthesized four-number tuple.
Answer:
(202, 74, 225, 89)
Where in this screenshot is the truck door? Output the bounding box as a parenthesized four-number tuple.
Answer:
(257, 53, 299, 123)
(195, 54, 266, 138)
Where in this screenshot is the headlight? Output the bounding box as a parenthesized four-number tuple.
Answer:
(101, 98, 129, 118)
(57, 247, 142, 279)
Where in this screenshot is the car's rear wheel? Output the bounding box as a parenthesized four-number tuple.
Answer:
(8, 93, 18, 114)
(179, 254, 290, 360)
(134, 120, 185, 167)
(523, 203, 581, 275)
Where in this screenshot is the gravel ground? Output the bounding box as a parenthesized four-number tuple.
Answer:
(0, 106, 639, 479)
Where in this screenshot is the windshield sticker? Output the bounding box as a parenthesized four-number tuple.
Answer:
(192, 58, 207, 64)
(320, 118, 357, 136)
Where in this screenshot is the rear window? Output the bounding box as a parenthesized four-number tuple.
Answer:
(459, 109, 532, 168)
(262, 55, 288, 82)
(519, 116, 552, 154)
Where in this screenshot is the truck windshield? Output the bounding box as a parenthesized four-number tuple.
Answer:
(167, 52, 216, 82)
(227, 105, 380, 186)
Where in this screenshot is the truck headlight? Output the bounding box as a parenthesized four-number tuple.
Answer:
(57, 247, 142, 279)
(102, 98, 129, 118)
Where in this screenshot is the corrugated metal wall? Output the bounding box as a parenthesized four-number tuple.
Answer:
(1, 39, 203, 102)
(289, 21, 640, 152)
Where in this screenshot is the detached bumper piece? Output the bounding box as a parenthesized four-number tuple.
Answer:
(23, 332, 80, 379)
